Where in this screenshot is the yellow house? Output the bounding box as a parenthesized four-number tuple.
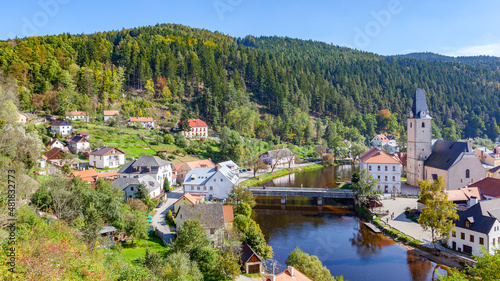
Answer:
(173, 193, 203, 214)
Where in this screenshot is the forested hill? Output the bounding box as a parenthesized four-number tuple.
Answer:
(1, 23, 500, 141)
(395, 52, 500, 71)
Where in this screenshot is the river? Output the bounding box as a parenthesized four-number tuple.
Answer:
(254, 165, 448, 281)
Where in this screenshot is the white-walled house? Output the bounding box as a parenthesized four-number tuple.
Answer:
(65, 110, 89, 122)
(118, 156, 172, 189)
(89, 146, 125, 169)
(112, 175, 161, 200)
(217, 160, 240, 174)
(50, 120, 72, 136)
(371, 134, 397, 147)
(128, 117, 154, 128)
(176, 119, 209, 139)
(67, 135, 90, 153)
(103, 110, 120, 121)
(360, 147, 403, 194)
(259, 148, 295, 167)
(447, 198, 500, 256)
(46, 138, 64, 150)
(183, 165, 238, 200)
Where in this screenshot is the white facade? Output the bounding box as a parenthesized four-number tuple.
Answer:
(48, 139, 64, 150)
(371, 135, 397, 147)
(119, 157, 172, 189)
(182, 126, 208, 138)
(448, 220, 500, 256)
(51, 125, 72, 136)
(361, 162, 402, 193)
(183, 166, 238, 200)
(68, 140, 90, 153)
(66, 111, 89, 122)
(89, 153, 125, 169)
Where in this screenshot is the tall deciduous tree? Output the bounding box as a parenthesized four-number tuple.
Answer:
(286, 247, 344, 281)
(351, 169, 381, 208)
(173, 219, 211, 254)
(417, 177, 458, 249)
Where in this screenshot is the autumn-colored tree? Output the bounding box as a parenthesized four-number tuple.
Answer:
(418, 177, 458, 249)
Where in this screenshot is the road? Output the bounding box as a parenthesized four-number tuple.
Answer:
(151, 187, 184, 244)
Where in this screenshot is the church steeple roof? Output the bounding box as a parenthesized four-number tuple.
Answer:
(410, 88, 430, 119)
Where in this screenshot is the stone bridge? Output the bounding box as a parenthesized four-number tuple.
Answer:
(249, 187, 355, 205)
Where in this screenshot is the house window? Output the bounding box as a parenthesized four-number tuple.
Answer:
(392, 176, 396, 181)
(197, 186, 200, 190)
(385, 166, 388, 171)
(466, 169, 470, 179)
(210, 186, 213, 191)
(210, 228, 215, 235)
(393, 166, 396, 171)
(221, 179, 223, 182)
(422, 122, 425, 128)
(480, 237, 484, 245)
(377, 166, 381, 171)
(203, 186, 206, 190)
(461, 233, 465, 240)
(131, 186, 134, 191)
(384, 176, 388, 181)
(410, 123, 412, 128)
(369, 165, 372, 171)
(494, 238, 496, 245)
(191, 186, 194, 190)
(465, 221, 470, 228)
(470, 235, 474, 243)
(452, 230, 456, 237)
(377, 176, 380, 180)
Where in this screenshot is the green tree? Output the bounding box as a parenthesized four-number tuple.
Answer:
(438, 248, 500, 280)
(174, 133, 188, 148)
(135, 183, 148, 200)
(163, 178, 170, 193)
(417, 177, 458, 249)
(351, 169, 382, 208)
(164, 252, 203, 281)
(81, 203, 104, 251)
(227, 185, 256, 210)
(125, 210, 149, 244)
(350, 142, 368, 160)
(286, 247, 343, 281)
(442, 119, 460, 141)
(173, 219, 211, 254)
(163, 133, 175, 144)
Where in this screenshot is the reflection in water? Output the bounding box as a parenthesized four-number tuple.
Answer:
(262, 164, 359, 188)
(254, 204, 448, 281)
(350, 222, 394, 258)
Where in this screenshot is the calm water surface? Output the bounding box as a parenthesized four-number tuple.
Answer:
(255, 165, 447, 281)
(262, 164, 358, 188)
(253, 205, 447, 281)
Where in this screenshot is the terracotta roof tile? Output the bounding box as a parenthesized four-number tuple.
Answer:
(71, 169, 98, 179)
(223, 205, 234, 222)
(187, 119, 208, 127)
(468, 178, 500, 198)
(129, 117, 154, 122)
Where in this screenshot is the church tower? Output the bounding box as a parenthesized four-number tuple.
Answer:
(407, 89, 433, 186)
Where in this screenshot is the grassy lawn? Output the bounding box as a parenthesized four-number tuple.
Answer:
(119, 233, 171, 262)
(240, 163, 328, 187)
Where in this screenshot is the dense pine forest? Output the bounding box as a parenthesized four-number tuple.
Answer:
(1, 23, 500, 142)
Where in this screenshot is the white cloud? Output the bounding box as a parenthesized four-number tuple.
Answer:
(444, 43, 500, 57)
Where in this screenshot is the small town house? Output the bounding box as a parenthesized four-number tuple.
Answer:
(183, 165, 238, 200)
(89, 146, 125, 169)
(50, 120, 72, 136)
(360, 147, 403, 194)
(65, 110, 89, 122)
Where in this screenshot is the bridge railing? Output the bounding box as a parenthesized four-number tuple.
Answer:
(249, 187, 354, 193)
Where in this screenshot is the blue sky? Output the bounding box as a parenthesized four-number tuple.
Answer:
(1, 0, 499, 56)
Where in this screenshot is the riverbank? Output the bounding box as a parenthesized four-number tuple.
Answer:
(359, 197, 476, 271)
(240, 162, 329, 187)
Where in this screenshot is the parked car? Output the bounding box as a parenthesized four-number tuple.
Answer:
(239, 169, 244, 173)
(156, 201, 163, 208)
(242, 169, 247, 172)
(247, 168, 252, 171)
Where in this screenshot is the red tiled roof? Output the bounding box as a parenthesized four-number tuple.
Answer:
(45, 147, 63, 160)
(360, 147, 400, 164)
(267, 267, 313, 281)
(468, 178, 500, 198)
(187, 119, 208, 127)
(66, 111, 88, 116)
(223, 205, 234, 223)
(129, 117, 154, 122)
(103, 110, 120, 116)
(71, 169, 98, 179)
(97, 172, 120, 179)
(376, 134, 389, 141)
(174, 193, 202, 205)
(187, 159, 215, 169)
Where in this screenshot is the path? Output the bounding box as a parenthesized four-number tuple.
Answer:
(151, 187, 183, 244)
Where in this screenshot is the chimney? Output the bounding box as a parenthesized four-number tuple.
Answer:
(469, 196, 478, 207)
(288, 266, 294, 278)
(467, 138, 472, 152)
